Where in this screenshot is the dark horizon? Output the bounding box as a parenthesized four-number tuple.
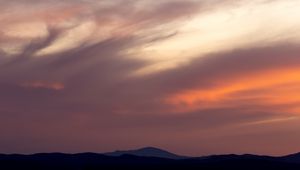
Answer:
(1, 146, 300, 158)
(1, 147, 300, 170)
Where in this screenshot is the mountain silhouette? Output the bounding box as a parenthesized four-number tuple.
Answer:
(104, 147, 187, 159)
(1, 148, 300, 169)
(281, 152, 300, 163)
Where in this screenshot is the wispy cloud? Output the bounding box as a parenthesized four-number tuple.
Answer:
(21, 81, 64, 90)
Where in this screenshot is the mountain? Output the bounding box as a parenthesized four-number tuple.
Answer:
(0, 153, 299, 170)
(1, 148, 300, 169)
(104, 147, 187, 159)
(281, 152, 300, 163)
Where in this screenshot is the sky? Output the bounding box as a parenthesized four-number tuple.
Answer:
(1, 0, 300, 156)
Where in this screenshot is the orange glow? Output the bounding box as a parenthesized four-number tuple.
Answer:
(22, 81, 65, 90)
(165, 68, 300, 114)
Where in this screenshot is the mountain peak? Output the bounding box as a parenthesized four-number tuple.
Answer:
(105, 147, 187, 159)
(136, 147, 167, 152)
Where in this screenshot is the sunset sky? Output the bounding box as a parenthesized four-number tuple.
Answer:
(1, 0, 300, 156)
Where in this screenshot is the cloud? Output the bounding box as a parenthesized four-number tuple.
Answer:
(160, 44, 300, 113)
(21, 81, 64, 90)
(130, 0, 300, 75)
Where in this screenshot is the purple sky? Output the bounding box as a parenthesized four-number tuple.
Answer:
(1, 0, 300, 156)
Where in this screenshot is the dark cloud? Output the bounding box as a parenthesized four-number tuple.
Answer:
(148, 44, 300, 91)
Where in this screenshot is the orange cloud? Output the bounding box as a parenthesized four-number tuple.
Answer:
(22, 81, 64, 90)
(165, 67, 300, 114)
